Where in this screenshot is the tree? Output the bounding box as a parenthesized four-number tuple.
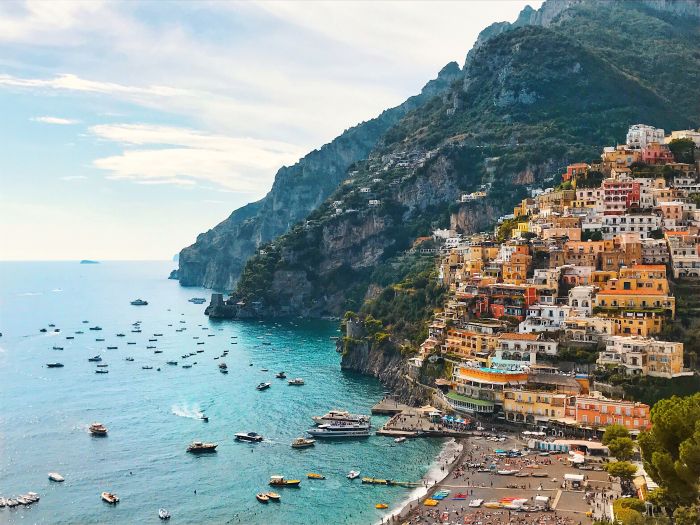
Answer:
(608, 437, 636, 461)
(673, 505, 700, 525)
(638, 392, 700, 509)
(605, 461, 637, 482)
(602, 424, 630, 445)
(668, 138, 696, 164)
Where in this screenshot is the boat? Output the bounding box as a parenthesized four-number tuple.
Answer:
(220, 368, 229, 374)
(96, 338, 105, 342)
(154, 350, 163, 354)
(187, 441, 217, 453)
(182, 364, 192, 369)
(256, 493, 269, 503)
(54, 328, 60, 332)
(288, 378, 305, 386)
(48, 472, 65, 482)
(25, 492, 40, 503)
(235, 432, 263, 442)
(307, 423, 370, 438)
(88, 355, 102, 362)
(131, 330, 142, 333)
(266, 492, 281, 501)
(468, 499, 484, 508)
(312, 410, 370, 426)
(189, 297, 207, 304)
(376, 503, 389, 509)
(275, 371, 287, 379)
(497, 470, 518, 475)
(107, 346, 117, 350)
(76, 330, 84, 334)
(268, 475, 300, 487)
(347, 470, 361, 479)
(199, 414, 209, 422)
(394, 437, 407, 443)
(83, 320, 89, 323)
(101, 492, 119, 504)
(158, 508, 171, 520)
(149, 338, 157, 342)
(307, 473, 325, 480)
(130, 299, 148, 306)
(142, 366, 153, 370)
(6, 499, 18, 508)
(154, 333, 163, 337)
(52, 346, 63, 350)
(46, 362, 64, 368)
(89, 422, 108, 436)
(260, 368, 269, 372)
(49, 324, 55, 327)
(166, 361, 178, 365)
(125, 357, 135, 361)
(127, 342, 136, 345)
(66, 336, 74, 339)
(40, 328, 47, 332)
(89, 326, 102, 331)
(197, 342, 205, 345)
(95, 369, 109, 374)
(116, 333, 125, 337)
(256, 382, 271, 391)
(147, 346, 156, 349)
(291, 437, 316, 449)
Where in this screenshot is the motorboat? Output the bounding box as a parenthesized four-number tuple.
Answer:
(291, 437, 315, 448)
(288, 378, 305, 386)
(46, 362, 64, 368)
(197, 342, 205, 345)
(468, 499, 484, 508)
(375, 503, 389, 509)
(166, 361, 178, 365)
(312, 410, 370, 426)
(88, 355, 102, 362)
(154, 350, 163, 354)
(40, 328, 47, 333)
(147, 346, 156, 349)
(235, 432, 263, 442)
(75, 330, 84, 334)
(220, 368, 229, 374)
(25, 493, 40, 503)
(149, 338, 157, 342)
(142, 366, 153, 370)
(96, 338, 105, 342)
(256, 382, 271, 391)
(275, 371, 287, 379)
(266, 492, 281, 501)
(189, 297, 207, 304)
(497, 470, 518, 476)
(130, 299, 148, 306)
(116, 333, 125, 337)
(347, 470, 361, 479)
(199, 414, 209, 422)
(394, 437, 407, 443)
(89, 326, 102, 331)
(187, 441, 217, 453)
(154, 333, 163, 337)
(158, 508, 171, 520)
(66, 336, 74, 339)
(127, 342, 136, 345)
(125, 357, 135, 361)
(268, 475, 300, 487)
(256, 493, 269, 503)
(182, 364, 192, 369)
(107, 346, 118, 350)
(89, 423, 108, 436)
(52, 346, 64, 350)
(48, 472, 65, 482)
(101, 492, 119, 504)
(260, 368, 268, 372)
(6, 499, 18, 508)
(307, 473, 325, 480)
(95, 369, 109, 374)
(49, 324, 55, 327)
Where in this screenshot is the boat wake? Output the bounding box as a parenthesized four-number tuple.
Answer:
(171, 403, 205, 420)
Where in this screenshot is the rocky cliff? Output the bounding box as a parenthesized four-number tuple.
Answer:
(177, 63, 462, 291)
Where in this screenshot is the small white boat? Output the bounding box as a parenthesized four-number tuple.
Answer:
(347, 470, 361, 479)
(159, 508, 171, 520)
(468, 499, 483, 508)
(101, 491, 119, 504)
(497, 469, 518, 475)
(48, 472, 65, 482)
(394, 437, 407, 443)
(288, 378, 305, 386)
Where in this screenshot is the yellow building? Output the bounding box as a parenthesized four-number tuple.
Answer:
(503, 389, 575, 425)
(443, 328, 497, 360)
(593, 289, 675, 318)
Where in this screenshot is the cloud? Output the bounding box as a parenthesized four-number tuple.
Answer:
(89, 123, 306, 193)
(60, 175, 87, 181)
(32, 115, 80, 125)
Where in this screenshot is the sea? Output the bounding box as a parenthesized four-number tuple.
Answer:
(0, 261, 446, 524)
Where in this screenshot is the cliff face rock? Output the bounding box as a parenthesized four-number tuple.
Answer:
(178, 64, 463, 291)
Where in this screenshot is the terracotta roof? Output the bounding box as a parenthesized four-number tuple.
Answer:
(498, 333, 539, 341)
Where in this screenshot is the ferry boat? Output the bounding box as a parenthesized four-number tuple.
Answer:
(306, 423, 370, 438)
(48, 472, 65, 482)
(130, 299, 148, 306)
(187, 441, 217, 453)
(256, 382, 271, 391)
(101, 492, 119, 504)
(291, 437, 315, 448)
(312, 410, 370, 426)
(46, 362, 64, 368)
(287, 378, 305, 386)
(89, 423, 108, 436)
(235, 432, 263, 442)
(269, 475, 300, 487)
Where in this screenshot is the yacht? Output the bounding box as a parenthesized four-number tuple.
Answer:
(306, 423, 370, 438)
(256, 382, 271, 391)
(288, 378, 305, 386)
(312, 410, 371, 426)
(235, 432, 263, 442)
(187, 441, 217, 453)
(291, 437, 315, 449)
(130, 299, 148, 306)
(89, 422, 108, 436)
(101, 492, 119, 504)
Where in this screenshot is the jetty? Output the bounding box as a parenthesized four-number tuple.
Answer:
(374, 402, 476, 439)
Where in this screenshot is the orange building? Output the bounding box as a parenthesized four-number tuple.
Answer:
(502, 253, 532, 285)
(562, 163, 590, 183)
(568, 395, 651, 431)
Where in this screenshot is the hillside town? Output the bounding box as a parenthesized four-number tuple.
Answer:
(412, 125, 700, 435)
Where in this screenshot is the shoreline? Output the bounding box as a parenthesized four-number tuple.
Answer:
(379, 437, 468, 525)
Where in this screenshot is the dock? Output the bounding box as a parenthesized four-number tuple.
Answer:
(371, 398, 411, 415)
(375, 403, 475, 438)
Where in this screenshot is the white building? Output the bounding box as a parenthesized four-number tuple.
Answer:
(598, 336, 687, 378)
(519, 304, 572, 334)
(665, 129, 700, 148)
(626, 124, 665, 150)
(601, 213, 662, 239)
(568, 286, 595, 316)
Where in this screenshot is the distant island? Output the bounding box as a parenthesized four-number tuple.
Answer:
(79, 260, 99, 264)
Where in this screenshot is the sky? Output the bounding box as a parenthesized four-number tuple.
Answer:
(0, 0, 541, 261)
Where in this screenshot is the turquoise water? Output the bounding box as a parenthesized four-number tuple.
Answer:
(0, 261, 444, 524)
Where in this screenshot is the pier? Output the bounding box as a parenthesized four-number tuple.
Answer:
(374, 403, 475, 438)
